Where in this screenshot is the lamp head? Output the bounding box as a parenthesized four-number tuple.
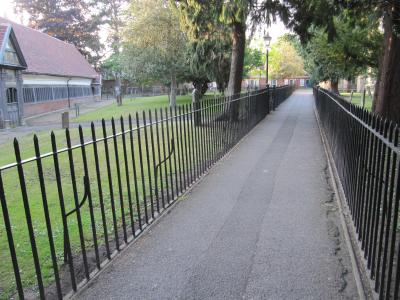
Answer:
(264, 31, 272, 48)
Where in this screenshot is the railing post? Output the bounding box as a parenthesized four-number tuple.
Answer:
(266, 85, 270, 115)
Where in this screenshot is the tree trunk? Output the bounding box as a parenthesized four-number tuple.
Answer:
(115, 75, 122, 106)
(373, 5, 400, 122)
(193, 80, 209, 97)
(330, 79, 339, 95)
(170, 73, 177, 107)
(227, 22, 246, 120)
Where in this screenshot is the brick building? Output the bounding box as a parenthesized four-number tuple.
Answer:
(0, 17, 101, 128)
(275, 76, 311, 88)
(243, 75, 311, 90)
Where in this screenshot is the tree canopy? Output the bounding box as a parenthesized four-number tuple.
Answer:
(291, 12, 382, 93)
(15, 0, 103, 66)
(186, 38, 231, 94)
(15, 0, 400, 120)
(176, 0, 399, 120)
(281, 0, 398, 119)
(243, 47, 264, 78)
(269, 36, 305, 80)
(122, 0, 187, 106)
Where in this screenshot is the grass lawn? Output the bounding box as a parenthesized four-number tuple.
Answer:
(0, 124, 155, 297)
(0, 91, 234, 297)
(73, 94, 193, 123)
(0, 107, 223, 298)
(341, 92, 373, 111)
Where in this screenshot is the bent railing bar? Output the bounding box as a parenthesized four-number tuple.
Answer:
(154, 139, 175, 203)
(65, 176, 89, 218)
(63, 176, 89, 263)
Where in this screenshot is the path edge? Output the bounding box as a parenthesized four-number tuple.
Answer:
(313, 104, 376, 300)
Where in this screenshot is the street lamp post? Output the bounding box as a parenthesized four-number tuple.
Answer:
(264, 31, 272, 87)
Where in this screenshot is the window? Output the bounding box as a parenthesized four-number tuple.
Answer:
(23, 85, 93, 103)
(6, 88, 18, 103)
(4, 39, 20, 65)
(23, 88, 35, 103)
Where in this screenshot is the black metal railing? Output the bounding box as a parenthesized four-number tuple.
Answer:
(314, 87, 400, 300)
(271, 85, 294, 109)
(0, 86, 294, 299)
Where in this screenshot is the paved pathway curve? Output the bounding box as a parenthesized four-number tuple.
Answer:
(77, 90, 359, 300)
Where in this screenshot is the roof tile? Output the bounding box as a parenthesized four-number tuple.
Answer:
(0, 17, 98, 79)
(0, 24, 8, 47)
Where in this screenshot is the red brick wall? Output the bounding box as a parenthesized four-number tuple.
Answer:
(23, 96, 98, 117)
(259, 78, 267, 88)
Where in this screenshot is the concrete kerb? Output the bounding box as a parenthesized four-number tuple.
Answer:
(313, 104, 376, 300)
(69, 108, 275, 299)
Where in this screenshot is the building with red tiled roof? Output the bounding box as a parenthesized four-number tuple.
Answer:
(0, 17, 101, 127)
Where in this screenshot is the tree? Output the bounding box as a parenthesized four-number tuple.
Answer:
(186, 39, 231, 95)
(98, 0, 125, 54)
(369, 1, 400, 119)
(121, 45, 173, 87)
(97, 0, 127, 105)
(100, 53, 122, 81)
(268, 37, 305, 81)
(220, 0, 248, 98)
(177, 0, 398, 120)
(243, 47, 264, 78)
(293, 13, 382, 94)
(176, 0, 289, 119)
(15, 0, 103, 66)
(283, 0, 399, 121)
(176, 0, 248, 119)
(123, 0, 187, 107)
(174, 1, 233, 95)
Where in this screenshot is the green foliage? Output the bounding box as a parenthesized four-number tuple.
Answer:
(243, 47, 264, 78)
(122, 0, 188, 85)
(330, 0, 399, 37)
(175, 0, 250, 96)
(283, 0, 340, 43)
(220, 0, 249, 25)
(297, 13, 382, 84)
(175, 0, 299, 95)
(101, 53, 122, 80)
(269, 37, 305, 80)
(15, 0, 103, 66)
(96, 0, 126, 55)
(120, 46, 173, 86)
(173, 1, 236, 93)
(185, 39, 231, 93)
(175, 0, 228, 41)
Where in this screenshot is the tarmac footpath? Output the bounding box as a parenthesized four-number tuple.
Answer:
(76, 90, 359, 300)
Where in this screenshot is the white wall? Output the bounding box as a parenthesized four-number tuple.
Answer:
(22, 74, 93, 86)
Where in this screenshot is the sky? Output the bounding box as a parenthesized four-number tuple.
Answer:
(0, 0, 289, 47)
(1, 0, 20, 21)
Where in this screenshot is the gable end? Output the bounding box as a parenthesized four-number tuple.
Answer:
(0, 25, 27, 70)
